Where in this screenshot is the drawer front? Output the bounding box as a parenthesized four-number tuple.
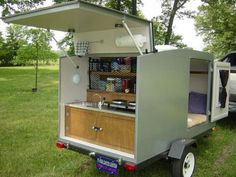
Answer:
(96, 113, 135, 153)
(65, 107, 97, 142)
(65, 106, 135, 154)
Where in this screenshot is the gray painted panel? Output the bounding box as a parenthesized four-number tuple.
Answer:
(135, 51, 189, 163)
(57, 49, 216, 164)
(60, 56, 89, 103)
(59, 56, 89, 137)
(135, 49, 215, 163)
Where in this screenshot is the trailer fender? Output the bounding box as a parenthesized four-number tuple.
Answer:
(168, 139, 196, 159)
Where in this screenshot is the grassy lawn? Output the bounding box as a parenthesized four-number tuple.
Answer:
(1, 66, 236, 177)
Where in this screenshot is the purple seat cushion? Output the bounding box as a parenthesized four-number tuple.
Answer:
(188, 92, 207, 114)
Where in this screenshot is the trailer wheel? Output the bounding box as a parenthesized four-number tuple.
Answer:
(172, 147, 195, 177)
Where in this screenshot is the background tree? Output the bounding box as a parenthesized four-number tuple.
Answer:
(105, 0, 142, 15)
(0, 32, 8, 65)
(15, 28, 58, 65)
(53, 0, 141, 14)
(0, 0, 45, 16)
(58, 33, 75, 56)
(15, 28, 58, 91)
(195, 0, 236, 57)
(152, 17, 187, 48)
(0, 25, 58, 66)
(53, 0, 103, 4)
(0, 25, 27, 66)
(158, 0, 192, 45)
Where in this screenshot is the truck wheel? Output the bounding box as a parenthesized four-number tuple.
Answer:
(172, 147, 195, 177)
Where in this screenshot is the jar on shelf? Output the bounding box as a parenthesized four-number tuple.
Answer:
(122, 79, 129, 93)
(111, 58, 120, 72)
(106, 78, 115, 92)
(115, 78, 122, 92)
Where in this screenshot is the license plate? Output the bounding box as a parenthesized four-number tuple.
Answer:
(96, 155, 119, 175)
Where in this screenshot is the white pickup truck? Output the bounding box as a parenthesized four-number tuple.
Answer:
(221, 52, 236, 112)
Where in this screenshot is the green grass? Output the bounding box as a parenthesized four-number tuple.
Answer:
(1, 66, 236, 177)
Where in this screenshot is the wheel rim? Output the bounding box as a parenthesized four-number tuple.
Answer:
(182, 152, 195, 177)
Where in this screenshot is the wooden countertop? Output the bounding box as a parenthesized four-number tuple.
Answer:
(66, 103, 135, 118)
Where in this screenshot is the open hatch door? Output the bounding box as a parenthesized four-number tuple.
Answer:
(2, 0, 150, 33)
(2, 0, 153, 54)
(211, 61, 230, 122)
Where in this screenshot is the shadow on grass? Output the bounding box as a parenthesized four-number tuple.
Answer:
(73, 158, 171, 177)
(218, 112, 236, 129)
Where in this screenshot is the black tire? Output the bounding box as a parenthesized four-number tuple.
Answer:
(171, 147, 196, 177)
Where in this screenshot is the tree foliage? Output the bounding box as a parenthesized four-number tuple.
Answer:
(152, 17, 187, 48)
(0, 25, 58, 66)
(158, 0, 193, 45)
(195, 0, 236, 57)
(15, 28, 58, 65)
(0, 25, 27, 65)
(0, 32, 8, 65)
(105, 0, 142, 15)
(58, 33, 75, 56)
(0, 0, 45, 16)
(53, 0, 103, 4)
(53, 0, 142, 14)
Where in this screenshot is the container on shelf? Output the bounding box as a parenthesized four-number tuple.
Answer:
(106, 78, 115, 92)
(122, 79, 129, 93)
(115, 78, 122, 92)
(111, 58, 120, 72)
(98, 80, 106, 91)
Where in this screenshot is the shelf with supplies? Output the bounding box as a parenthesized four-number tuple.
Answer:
(90, 71, 136, 77)
(89, 57, 137, 94)
(87, 89, 136, 102)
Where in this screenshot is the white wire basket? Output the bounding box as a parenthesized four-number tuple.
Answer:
(76, 41, 89, 56)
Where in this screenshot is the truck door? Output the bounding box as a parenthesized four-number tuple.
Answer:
(211, 61, 230, 122)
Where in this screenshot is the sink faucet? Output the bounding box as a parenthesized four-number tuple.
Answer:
(92, 93, 104, 109)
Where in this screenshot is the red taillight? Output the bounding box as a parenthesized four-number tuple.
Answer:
(56, 141, 65, 148)
(123, 162, 136, 171)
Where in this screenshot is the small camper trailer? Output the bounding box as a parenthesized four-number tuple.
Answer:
(3, 1, 230, 176)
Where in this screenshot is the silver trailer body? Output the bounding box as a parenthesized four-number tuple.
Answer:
(136, 51, 212, 163)
(2, 0, 231, 173)
(55, 50, 229, 165)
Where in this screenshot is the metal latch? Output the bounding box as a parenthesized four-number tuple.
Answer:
(92, 126, 103, 132)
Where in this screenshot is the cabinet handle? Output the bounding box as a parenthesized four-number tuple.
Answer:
(92, 126, 103, 132)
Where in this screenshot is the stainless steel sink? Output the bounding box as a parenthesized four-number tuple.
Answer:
(79, 101, 99, 108)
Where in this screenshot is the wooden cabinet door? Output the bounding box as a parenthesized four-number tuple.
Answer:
(96, 113, 135, 153)
(65, 106, 97, 142)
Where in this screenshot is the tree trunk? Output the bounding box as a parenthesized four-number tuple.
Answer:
(164, 0, 179, 45)
(32, 43, 39, 92)
(117, 0, 121, 10)
(99, 0, 103, 5)
(132, 0, 137, 15)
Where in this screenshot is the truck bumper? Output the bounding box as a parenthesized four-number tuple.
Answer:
(229, 101, 236, 112)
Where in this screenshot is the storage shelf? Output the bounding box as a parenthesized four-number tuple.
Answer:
(87, 89, 136, 97)
(90, 71, 136, 77)
(87, 89, 136, 103)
